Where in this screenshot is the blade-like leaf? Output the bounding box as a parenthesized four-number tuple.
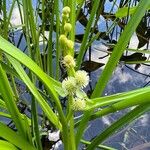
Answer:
(87, 105, 150, 150)
(8, 56, 61, 130)
(115, 5, 150, 18)
(0, 36, 66, 127)
(0, 64, 27, 138)
(0, 140, 18, 150)
(92, 0, 150, 98)
(0, 122, 35, 150)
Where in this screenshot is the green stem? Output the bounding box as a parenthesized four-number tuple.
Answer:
(55, 0, 60, 80)
(31, 98, 42, 150)
(47, 0, 54, 76)
(76, 0, 101, 69)
(68, 0, 76, 56)
(69, 96, 76, 150)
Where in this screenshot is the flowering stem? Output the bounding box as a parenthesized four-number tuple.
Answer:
(68, 96, 76, 150)
(68, 66, 76, 76)
(66, 102, 73, 122)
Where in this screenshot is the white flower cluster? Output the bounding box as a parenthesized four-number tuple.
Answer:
(62, 70, 89, 111)
(62, 77, 76, 95)
(75, 70, 89, 88)
(62, 70, 89, 96)
(72, 98, 86, 111)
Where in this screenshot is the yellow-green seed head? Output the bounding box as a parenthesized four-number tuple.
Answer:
(59, 34, 67, 47)
(72, 99, 86, 111)
(75, 70, 89, 88)
(64, 23, 72, 32)
(62, 55, 76, 68)
(62, 6, 71, 15)
(62, 13, 69, 19)
(62, 77, 77, 95)
(66, 40, 74, 49)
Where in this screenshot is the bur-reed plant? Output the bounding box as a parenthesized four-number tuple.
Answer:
(0, 0, 150, 149)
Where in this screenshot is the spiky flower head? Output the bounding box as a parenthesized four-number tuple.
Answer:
(62, 77, 77, 95)
(62, 6, 71, 15)
(72, 98, 86, 111)
(75, 70, 89, 88)
(62, 55, 76, 68)
(64, 23, 72, 33)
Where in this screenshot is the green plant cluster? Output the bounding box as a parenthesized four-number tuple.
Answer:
(0, 0, 150, 150)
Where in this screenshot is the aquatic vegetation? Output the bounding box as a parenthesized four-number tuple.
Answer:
(0, 0, 150, 150)
(72, 98, 86, 111)
(62, 55, 76, 68)
(62, 77, 77, 95)
(75, 70, 89, 88)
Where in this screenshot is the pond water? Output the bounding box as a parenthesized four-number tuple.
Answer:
(1, 0, 150, 149)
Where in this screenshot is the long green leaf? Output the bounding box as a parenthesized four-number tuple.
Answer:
(115, 5, 150, 18)
(0, 122, 35, 150)
(0, 36, 61, 96)
(0, 112, 11, 118)
(81, 139, 116, 150)
(0, 99, 6, 109)
(7, 56, 61, 129)
(0, 140, 18, 150)
(92, 0, 150, 98)
(86, 86, 150, 110)
(0, 64, 27, 138)
(87, 104, 150, 150)
(76, 0, 101, 69)
(0, 36, 66, 126)
(0, 61, 19, 78)
(76, 1, 150, 146)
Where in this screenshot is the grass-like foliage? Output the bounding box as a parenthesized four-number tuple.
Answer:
(0, 0, 150, 149)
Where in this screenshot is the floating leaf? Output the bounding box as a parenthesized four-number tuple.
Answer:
(120, 53, 147, 62)
(81, 61, 105, 72)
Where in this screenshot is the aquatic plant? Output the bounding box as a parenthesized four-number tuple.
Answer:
(0, 0, 150, 149)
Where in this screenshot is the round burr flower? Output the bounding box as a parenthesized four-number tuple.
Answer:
(62, 6, 71, 15)
(62, 77, 77, 95)
(62, 55, 76, 68)
(64, 23, 72, 32)
(72, 98, 86, 111)
(75, 70, 89, 88)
